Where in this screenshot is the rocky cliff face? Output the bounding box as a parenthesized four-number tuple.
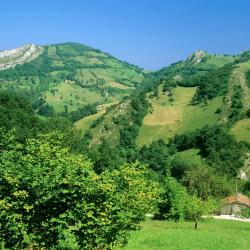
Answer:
(187, 50, 207, 64)
(0, 44, 43, 70)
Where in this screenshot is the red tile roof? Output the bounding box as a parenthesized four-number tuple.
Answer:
(225, 193, 250, 207)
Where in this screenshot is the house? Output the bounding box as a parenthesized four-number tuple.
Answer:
(220, 193, 250, 215)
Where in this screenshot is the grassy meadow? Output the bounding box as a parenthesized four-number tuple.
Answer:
(136, 86, 222, 146)
(231, 118, 250, 143)
(121, 219, 250, 250)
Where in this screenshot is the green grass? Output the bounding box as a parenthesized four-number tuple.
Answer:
(238, 61, 250, 72)
(173, 148, 203, 165)
(45, 82, 106, 112)
(136, 86, 222, 146)
(75, 111, 104, 134)
(204, 55, 235, 68)
(121, 219, 250, 250)
(231, 118, 250, 143)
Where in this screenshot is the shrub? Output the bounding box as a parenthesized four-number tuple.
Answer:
(0, 131, 160, 249)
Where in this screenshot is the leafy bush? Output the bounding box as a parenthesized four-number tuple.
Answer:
(155, 177, 187, 221)
(0, 131, 159, 249)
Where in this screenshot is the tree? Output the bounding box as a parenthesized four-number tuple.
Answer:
(246, 108, 250, 118)
(181, 164, 234, 200)
(0, 92, 45, 141)
(139, 140, 172, 176)
(156, 177, 187, 221)
(184, 195, 216, 229)
(0, 131, 160, 249)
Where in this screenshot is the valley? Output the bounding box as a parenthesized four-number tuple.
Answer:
(0, 42, 250, 250)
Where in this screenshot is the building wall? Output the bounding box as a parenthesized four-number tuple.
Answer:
(220, 203, 249, 215)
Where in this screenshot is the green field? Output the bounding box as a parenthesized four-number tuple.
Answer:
(45, 82, 107, 112)
(173, 148, 203, 165)
(75, 111, 105, 134)
(75, 102, 119, 134)
(121, 219, 250, 250)
(136, 87, 222, 146)
(231, 118, 250, 143)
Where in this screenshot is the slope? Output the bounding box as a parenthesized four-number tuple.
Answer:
(0, 43, 145, 113)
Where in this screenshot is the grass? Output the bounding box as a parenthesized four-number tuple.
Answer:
(75, 111, 105, 134)
(231, 118, 250, 143)
(136, 86, 222, 147)
(121, 219, 250, 250)
(173, 148, 203, 165)
(204, 55, 235, 68)
(238, 61, 250, 72)
(75, 102, 119, 134)
(45, 82, 106, 112)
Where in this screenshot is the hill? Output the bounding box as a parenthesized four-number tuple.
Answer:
(1, 44, 249, 146)
(83, 50, 250, 148)
(0, 43, 145, 113)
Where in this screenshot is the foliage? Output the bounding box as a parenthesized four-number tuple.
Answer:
(191, 64, 233, 104)
(170, 154, 197, 181)
(228, 85, 244, 122)
(184, 196, 216, 228)
(156, 177, 187, 221)
(181, 164, 234, 200)
(246, 70, 250, 88)
(0, 131, 159, 249)
(61, 103, 97, 122)
(87, 140, 125, 174)
(0, 91, 46, 141)
(171, 125, 245, 177)
(139, 140, 173, 176)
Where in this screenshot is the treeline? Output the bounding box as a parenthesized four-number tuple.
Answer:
(60, 103, 97, 123)
(179, 64, 234, 104)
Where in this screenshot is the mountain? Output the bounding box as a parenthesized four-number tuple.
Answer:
(0, 43, 145, 113)
(0, 43, 249, 146)
(0, 44, 43, 70)
(80, 50, 250, 147)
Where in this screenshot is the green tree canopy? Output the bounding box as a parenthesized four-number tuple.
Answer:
(0, 130, 159, 249)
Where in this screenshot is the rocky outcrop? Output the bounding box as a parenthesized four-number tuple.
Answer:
(0, 44, 43, 70)
(187, 50, 207, 64)
(238, 153, 250, 180)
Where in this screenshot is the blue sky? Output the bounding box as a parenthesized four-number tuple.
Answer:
(1, 0, 250, 69)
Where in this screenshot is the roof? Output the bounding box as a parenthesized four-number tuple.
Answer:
(225, 193, 250, 207)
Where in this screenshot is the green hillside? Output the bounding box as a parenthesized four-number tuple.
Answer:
(1, 44, 249, 146)
(84, 50, 250, 148)
(0, 43, 144, 113)
(136, 86, 222, 146)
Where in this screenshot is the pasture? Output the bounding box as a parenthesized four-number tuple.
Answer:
(231, 118, 250, 143)
(121, 219, 250, 250)
(136, 86, 222, 146)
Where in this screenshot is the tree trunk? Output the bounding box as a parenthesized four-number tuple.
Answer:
(195, 220, 198, 229)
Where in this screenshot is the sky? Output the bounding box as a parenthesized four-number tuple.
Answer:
(1, 0, 250, 70)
